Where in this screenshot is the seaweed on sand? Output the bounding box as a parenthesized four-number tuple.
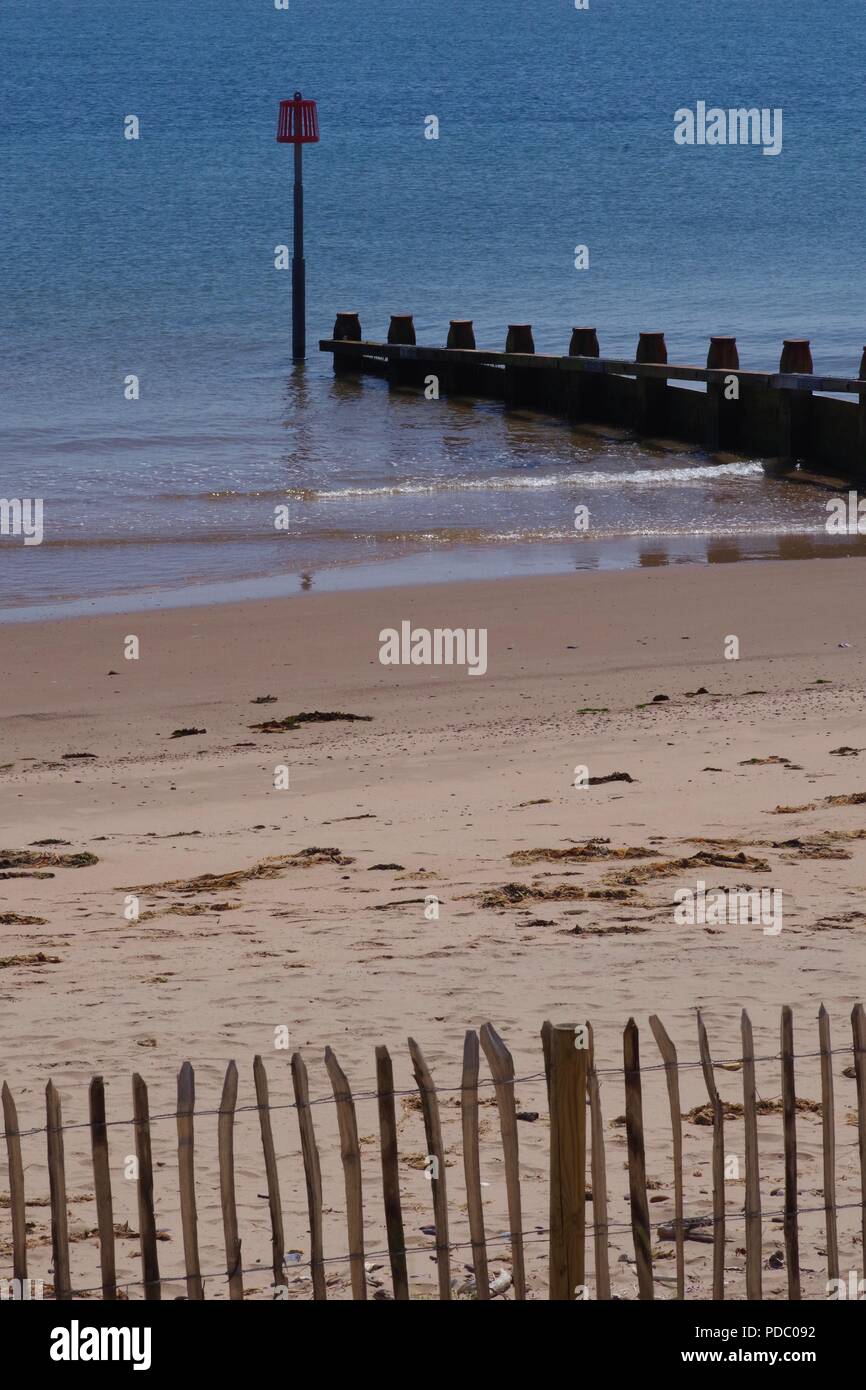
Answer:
(249, 710, 373, 733)
(124, 846, 353, 895)
(509, 841, 655, 866)
(0, 849, 98, 870)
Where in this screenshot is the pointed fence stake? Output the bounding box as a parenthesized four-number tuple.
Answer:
(817, 1005, 839, 1284)
(460, 1031, 490, 1299)
(696, 1010, 725, 1299)
(324, 1047, 367, 1300)
(46, 1080, 72, 1301)
(1, 1082, 28, 1285)
(291, 1052, 327, 1300)
(408, 1037, 451, 1299)
(217, 1061, 243, 1301)
(480, 1022, 526, 1298)
(740, 1011, 762, 1300)
(586, 1022, 611, 1301)
(375, 1044, 409, 1300)
(780, 1006, 801, 1299)
(648, 1016, 684, 1299)
(852, 1004, 866, 1259)
(176, 1061, 203, 1299)
(623, 1019, 653, 1299)
(88, 1076, 116, 1299)
(132, 1072, 161, 1301)
(253, 1055, 287, 1292)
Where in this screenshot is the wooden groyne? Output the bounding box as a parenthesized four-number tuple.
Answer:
(320, 316, 866, 478)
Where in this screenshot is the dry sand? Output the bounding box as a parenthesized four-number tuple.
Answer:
(2, 557, 866, 1299)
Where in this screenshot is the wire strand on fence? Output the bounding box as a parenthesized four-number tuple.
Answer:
(24, 1195, 866, 1300)
(2, 1044, 862, 1144)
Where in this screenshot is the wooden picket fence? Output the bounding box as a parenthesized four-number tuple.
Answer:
(2, 1004, 865, 1300)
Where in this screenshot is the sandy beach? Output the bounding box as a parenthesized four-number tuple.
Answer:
(2, 556, 866, 1298)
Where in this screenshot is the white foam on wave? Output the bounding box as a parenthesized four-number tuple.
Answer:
(299, 461, 765, 500)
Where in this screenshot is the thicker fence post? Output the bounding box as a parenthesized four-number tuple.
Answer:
(548, 1022, 587, 1299)
(623, 1018, 653, 1299)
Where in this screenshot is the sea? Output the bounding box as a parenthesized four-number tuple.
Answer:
(2, 0, 866, 620)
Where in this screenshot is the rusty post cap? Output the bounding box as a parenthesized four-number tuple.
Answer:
(569, 327, 600, 357)
(779, 339, 813, 373)
(636, 332, 667, 364)
(447, 320, 476, 349)
(387, 315, 416, 346)
(707, 336, 739, 370)
(333, 312, 362, 341)
(506, 324, 535, 354)
(276, 94, 320, 145)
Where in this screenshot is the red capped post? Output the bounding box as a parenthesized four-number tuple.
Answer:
(276, 92, 320, 361)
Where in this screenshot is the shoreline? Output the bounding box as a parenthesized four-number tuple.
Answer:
(4, 525, 866, 626)
(2, 551, 866, 666)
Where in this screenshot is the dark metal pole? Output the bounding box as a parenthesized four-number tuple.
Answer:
(292, 138, 305, 361)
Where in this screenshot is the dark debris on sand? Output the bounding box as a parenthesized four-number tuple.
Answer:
(249, 710, 373, 733)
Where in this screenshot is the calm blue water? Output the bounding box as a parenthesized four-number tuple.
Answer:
(2, 0, 865, 614)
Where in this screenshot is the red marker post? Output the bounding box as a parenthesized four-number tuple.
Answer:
(277, 91, 320, 361)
